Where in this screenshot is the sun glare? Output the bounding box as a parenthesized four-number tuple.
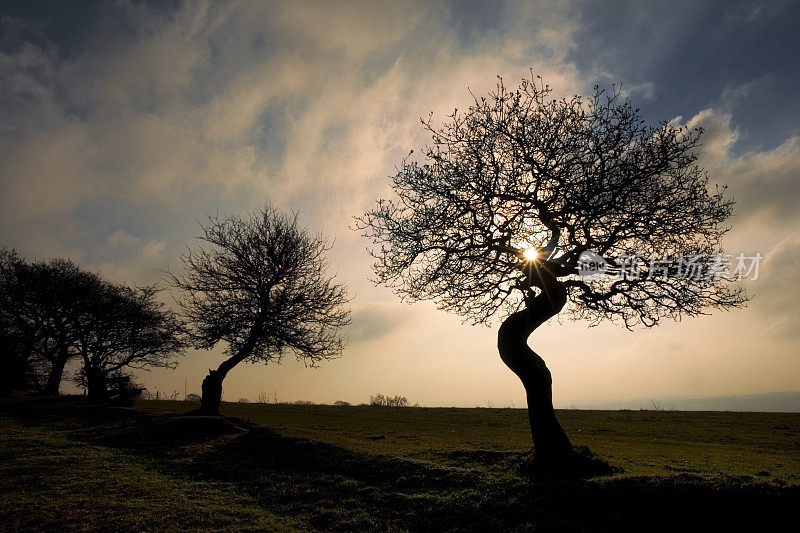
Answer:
(523, 248, 539, 261)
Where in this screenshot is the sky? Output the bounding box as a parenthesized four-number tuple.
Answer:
(1, 0, 798, 407)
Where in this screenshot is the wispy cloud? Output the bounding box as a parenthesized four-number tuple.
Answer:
(1, 0, 798, 404)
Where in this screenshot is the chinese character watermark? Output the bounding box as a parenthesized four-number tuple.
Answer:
(576, 251, 762, 281)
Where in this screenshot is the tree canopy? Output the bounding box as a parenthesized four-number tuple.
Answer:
(1, 254, 103, 393)
(171, 206, 351, 366)
(169, 205, 351, 414)
(1, 250, 184, 397)
(357, 75, 746, 327)
(73, 282, 185, 400)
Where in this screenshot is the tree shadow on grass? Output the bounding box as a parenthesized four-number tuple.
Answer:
(183, 423, 800, 532)
(122, 413, 800, 531)
(3, 397, 799, 532)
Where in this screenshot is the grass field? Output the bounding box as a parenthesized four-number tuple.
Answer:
(1, 396, 799, 531)
(139, 400, 800, 481)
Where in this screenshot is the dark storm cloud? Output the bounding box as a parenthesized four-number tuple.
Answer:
(0, 1, 100, 58)
(1, 1, 184, 80)
(567, 0, 800, 152)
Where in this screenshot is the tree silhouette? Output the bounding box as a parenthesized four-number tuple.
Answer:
(357, 74, 747, 468)
(0, 249, 39, 393)
(73, 282, 185, 401)
(170, 205, 351, 415)
(0, 255, 102, 394)
(1, 250, 184, 398)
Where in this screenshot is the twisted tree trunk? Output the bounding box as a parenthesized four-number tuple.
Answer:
(498, 270, 572, 463)
(199, 325, 261, 415)
(200, 352, 250, 415)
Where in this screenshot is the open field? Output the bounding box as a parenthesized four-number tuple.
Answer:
(140, 400, 800, 482)
(1, 396, 799, 531)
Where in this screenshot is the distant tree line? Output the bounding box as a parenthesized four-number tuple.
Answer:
(369, 393, 409, 407)
(0, 249, 185, 400)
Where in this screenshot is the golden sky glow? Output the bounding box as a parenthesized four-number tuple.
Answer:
(1, 1, 798, 407)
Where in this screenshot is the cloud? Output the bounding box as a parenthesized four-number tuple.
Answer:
(681, 109, 800, 229)
(750, 237, 800, 339)
(668, 108, 800, 339)
(108, 230, 140, 247)
(0, 0, 582, 291)
(142, 240, 166, 260)
(566, 0, 800, 152)
(344, 301, 417, 344)
(2, 1, 798, 404)
(0, 1, 580, 265)
(91, 230, 168, 284)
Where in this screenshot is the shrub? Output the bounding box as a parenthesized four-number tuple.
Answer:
(369, 393, 409, 407)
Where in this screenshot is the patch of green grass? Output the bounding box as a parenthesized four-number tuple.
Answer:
(141, 400, 800, 484)
(2, 397, 799, 531)
(0, 416, 294, 532)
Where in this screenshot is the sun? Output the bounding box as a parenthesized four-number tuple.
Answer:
(523, 248, 539, 261)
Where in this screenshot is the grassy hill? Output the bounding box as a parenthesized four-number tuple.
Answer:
(1, 396, 798, 531)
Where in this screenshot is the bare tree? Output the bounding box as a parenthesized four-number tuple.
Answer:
(0, 254, 101, 394)
(356, 74, 746, 469)
(0, 249, 38, 393)
(170, 205, 351, 415)
(1, 249, 184, 399)
(72, 282, 185, 401)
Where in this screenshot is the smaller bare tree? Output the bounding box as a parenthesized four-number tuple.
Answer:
(170, 205, 351, 415)
(72, 282, 185, 401)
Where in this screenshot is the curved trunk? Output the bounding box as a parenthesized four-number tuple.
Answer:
(200, 369, 224, 415)
(498, 272, 572, 462)
(199, 326, 261, 415)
